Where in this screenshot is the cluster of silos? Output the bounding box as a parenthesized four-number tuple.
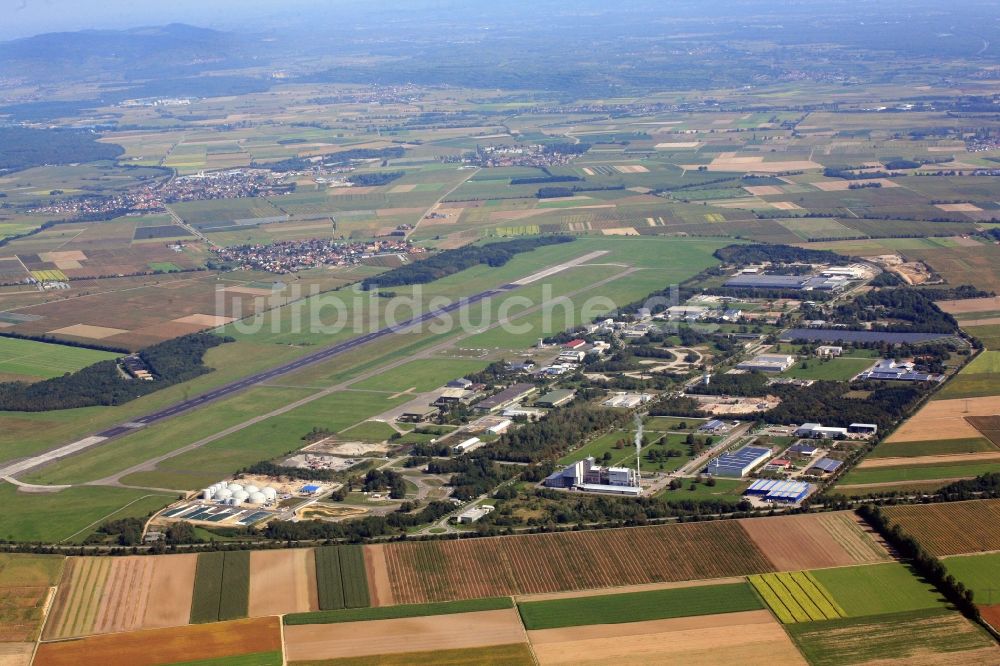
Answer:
(200, 481, 277, 505)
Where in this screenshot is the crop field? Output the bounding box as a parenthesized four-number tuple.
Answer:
(0, 336, 119, 381)
(527, 610, 807, 666)
(34, 616, 282, 666)
(284, 643, 535, 666)
(738, 512, 890, 571)
(869, 437, 998, 458)
(940, 553, 1000, 602)
(810, 563, 946, 617)
(749, 571, 845, 624)
(786, 608, 997, 666)
(314, 545, 371, 611)
(837, 460, 1000, 486)
(283, 608, 527, 663)
(378, 521, 775, 604)
(882, 500, 1000, 556)
(286, 597, 513, 626)
(189, 551, 250, 623)
(0, 554, 62, 642)
(517, 582, 762, 629)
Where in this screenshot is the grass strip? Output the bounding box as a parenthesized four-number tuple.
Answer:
(517, 583, 762, 630)
(339, 545, 370, 609)
(284, 597, 513, 626)
(218, 551, 250, 621)
(170, 651, 283, 666)
(190, 552, 225, 623)
(315, 546, 345, 611)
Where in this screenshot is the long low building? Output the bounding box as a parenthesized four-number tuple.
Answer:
(724, 274, 849, 291)
(795, 423, 848, 439)
(474, 383, 538, 413)
(744, 479, 812, 504)
(856, 359, 944, 383)
(737, 354, 795, 373)
(705, 446, 772, 478)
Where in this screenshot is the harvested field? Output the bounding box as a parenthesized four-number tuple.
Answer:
(282, 609, 526, 662)
(286, 644, 536, 665)
(883, 499, 1000, 556)
(0, 586, 51, 641)
(886, 396, 1000, 442)
(92, 557, 156, 635)
(786, 608, 996, 666)
(248, 549, 319, 617)
(771, 201, 804, 210)
(683, 156, 822, 173)
(935, 203, 982, 212)
(811, 178, 900, 191)
(34, 616, 282, 666)
(958, 316, 1000, 327)
(938, 296, 1000, 314)
(655, 142, 701, 148)
(47, 324, 130, 340)
(171, 314, 235, 327)
(44, 557, 112, 639)
(981, 604, 1000, 633)
(0, 644, 33, 666)
(527, 610, 806, 666)
(857, 451, 1000, 468)
(378, 521, 774, 604)
(744, 185, 783, 196)
(364, 545, 393, 607)
(612, 165, 648, 174)
(738, 512, 890, 571)
(141, 554, 196, 629)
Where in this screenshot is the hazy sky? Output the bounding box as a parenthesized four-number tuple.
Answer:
(0, 0, 331, 40)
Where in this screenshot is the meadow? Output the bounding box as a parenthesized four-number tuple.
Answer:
(0, 336, 119, 381)
(810, 563, 946, 617)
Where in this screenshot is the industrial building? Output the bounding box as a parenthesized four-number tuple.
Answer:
(452, 437, 484, 454)
(398, 405, 439, 423)
(795, 423, 849, 439)
(808, 458, 843, 475)
(787, 442, 820, 457)
(723, 274, 850, 291)
(699, 419, 728, 433)
(856, 359, 944, 383)
(475, 383, 537, 413)
(456, 504, 494, 524)
(848, 423, 878, 435)
(536, 389, 576, 408)
(744, 479, 813, 504)
(544, 457, 641, 496)
(705, 446, 772, 478)
(815, 345, 843, 357)
(737, 354, 796, 373)
(602, 392, 653, 408)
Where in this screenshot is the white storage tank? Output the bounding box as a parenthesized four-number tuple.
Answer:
(249, 492, 266, 505)
(233, 490, 249, 501)
(244, 485, 259, 494)
(201, 488, 213, 500)
(214, 488, 233, 501)
(231, 497, 244, 506)
(228, 483, 243, 493)
(262, 487, 277, 500)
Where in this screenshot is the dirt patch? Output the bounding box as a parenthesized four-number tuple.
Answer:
(0, 643, 33, 666)
(282, 608, 526, 661)
(936, 203, 983, 212)
(771, 201, 804, 210)
(248, 549, 318, 617)
(171, 313, 235, 327)
(744, 186, 783, 196)
(141, 554, 197, 630)
(966, 416, 1000, 446)
(887, 396, 1000, 442)
(980, 604, 1000, 632)
(601, 227, 639, 236)
(528, 610, 805, 666)
(34, 616, 282, 666)
(364, 544, 394, 607)
(38, 251, 87, 263)
(739, 512, 890, 571)
(47, 324, 129, 340)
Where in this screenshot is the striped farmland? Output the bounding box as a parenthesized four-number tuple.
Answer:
(749, 571, 846, 624)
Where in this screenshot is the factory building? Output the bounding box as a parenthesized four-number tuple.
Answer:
(794, 423, 849, 439)
(705, 446, 772, 478)
(856, 359, 944, 383)
(744, 479, 813, 504)
(737, 354, 796, 373)
(544, 457, 641, 496)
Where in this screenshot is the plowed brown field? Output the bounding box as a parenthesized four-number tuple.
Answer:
(247, 549, 318, 617)
(34, 616, 281, 666)
(379, 521, 774, 604)
(527, 610, 806, 666)
(739, 512, 891, 571)
(283, 609, 526, 662)
(141, 554, 196, 629)
(883, 500, 1000, 556)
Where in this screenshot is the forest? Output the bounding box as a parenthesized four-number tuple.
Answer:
(0, 126, 124, 172)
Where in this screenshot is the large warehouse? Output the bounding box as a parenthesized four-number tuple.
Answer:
(737, 354, 795, 373)
(744, 479, 813, 504)
(723, 274, 849, 292)
(705, 446, 772, 478)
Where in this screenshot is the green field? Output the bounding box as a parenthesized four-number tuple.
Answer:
(786, 608, 994, 666)
(810, 563, 946, 617)
(0, 483, 172, 543)
(314, 545, 370, 611)
(869, 437, 997, 458)
(348, 359, 488, 394)
(943, 552, 1000, 603)
(190, 551, 250, 623)
(0, 337, 119, 381)
(782, 358, 873, 381)
(286, 644, 535, 666)
(656, 477, 748, 500)
(837, 461, 1000, 485)
(0, 552, 64, 586)
(169, 651, 283, 666)
(285, 597, 512, 625)
(517, 583, 762, 630)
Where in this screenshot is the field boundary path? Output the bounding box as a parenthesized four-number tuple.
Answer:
(0, 252, 620, 484)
